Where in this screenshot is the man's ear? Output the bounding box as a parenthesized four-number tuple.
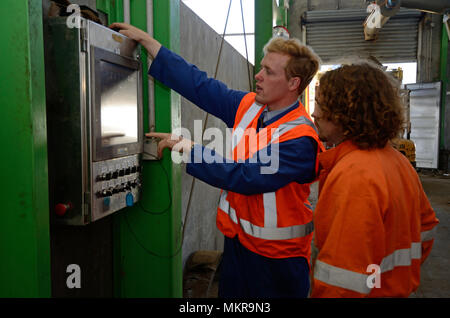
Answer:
(289, 77, 301, 92)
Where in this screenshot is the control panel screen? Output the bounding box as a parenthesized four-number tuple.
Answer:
(99, 60, 138, 146)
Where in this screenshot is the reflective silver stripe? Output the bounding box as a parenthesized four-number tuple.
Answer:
(304, 203, 313, 210)
(219, 190, 229, 212)
(218, 191, 238, 224)
(219, 190, 313, 240)
(314, 242, 423, 294)
(271, 116, 317, 143)
(421, 228, 435, 242)
(240, 219, 314, 240)
(314, 260, 372, 294)
(229, 207, 238, 224)
(380, 243, 421, 273)
(263, 192, 277, 228)
(232, 102, 262, 150)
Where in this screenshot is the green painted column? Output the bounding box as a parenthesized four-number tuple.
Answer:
(255, 0, 273, 68)
(96, 0, 124, 24)
(108, 0, 182, 297)
(0, 0, 51, 297)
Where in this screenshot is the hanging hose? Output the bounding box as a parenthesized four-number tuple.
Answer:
(240, 0, 253, 92)
(182, 0, 235, 250)
(133, 0, 254, 258)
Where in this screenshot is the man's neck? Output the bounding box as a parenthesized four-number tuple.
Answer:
(267, 97, 299, 112)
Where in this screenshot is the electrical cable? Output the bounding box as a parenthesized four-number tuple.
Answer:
(182, 0, 234, 248)
(125, 150, 183, 258)
(128, 0, 247, 259)
(240, 0, 253, 92)
(124, 212, 183, 259)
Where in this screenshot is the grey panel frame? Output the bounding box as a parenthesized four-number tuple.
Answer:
(406, 82, 442, 169)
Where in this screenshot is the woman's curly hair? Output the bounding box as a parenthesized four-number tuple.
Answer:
(317, 62, 405, 149)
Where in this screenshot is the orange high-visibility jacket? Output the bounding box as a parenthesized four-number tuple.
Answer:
(311, 140, 439, 297)
(217, 92, 324, 260)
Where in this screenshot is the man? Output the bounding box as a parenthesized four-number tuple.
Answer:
(310, 62, 439, 297)
(110, 22, 323, 297)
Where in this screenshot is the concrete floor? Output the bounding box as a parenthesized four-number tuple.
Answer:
(411, 172, 450, 298)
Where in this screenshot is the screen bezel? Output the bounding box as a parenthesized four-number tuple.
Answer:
(91, 46, 143, 162)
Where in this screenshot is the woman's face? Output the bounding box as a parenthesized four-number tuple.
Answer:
(311, 91, 346, 146)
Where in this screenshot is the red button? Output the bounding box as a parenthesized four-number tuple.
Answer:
(55, 203, 72, 216)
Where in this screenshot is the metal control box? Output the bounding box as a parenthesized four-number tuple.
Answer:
(44, 17, 143, 225)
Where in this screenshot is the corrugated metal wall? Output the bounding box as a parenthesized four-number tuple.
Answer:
(302, 8, 423, 63)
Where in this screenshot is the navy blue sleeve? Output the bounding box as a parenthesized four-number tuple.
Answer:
(186, 137, 318, 195)
(149, 46, 247, 128)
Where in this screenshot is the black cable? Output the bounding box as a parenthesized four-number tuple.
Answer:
(127, 0, 236, 259)
(180, 0, 234, 253)
(124, 212, 183, 259)
(124, 150, 182, 259)
(240, 0, 253, 91)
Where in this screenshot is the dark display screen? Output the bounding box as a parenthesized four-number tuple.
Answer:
(99, 60, 138, 146)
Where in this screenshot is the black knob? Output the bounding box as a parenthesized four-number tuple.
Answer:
(112, 171, 119, 179)
(105, 172, 112, 180)
(125, 167, 131, 175)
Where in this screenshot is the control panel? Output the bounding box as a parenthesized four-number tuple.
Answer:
(91, 154, 142, 222)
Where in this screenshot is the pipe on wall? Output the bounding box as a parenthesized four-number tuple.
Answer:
(147, 0, 155, 132)
(124, 0, 130, 23)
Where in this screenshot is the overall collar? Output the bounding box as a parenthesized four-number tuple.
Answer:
(318, 140, 359, 172)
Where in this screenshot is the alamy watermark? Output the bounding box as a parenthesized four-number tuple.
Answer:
(66, 264, 81, 289)
(66, 4, 82, 29)
(365, 3, 383, 29)
(366, 264, 381, 289)
(170, 120, 280, 175)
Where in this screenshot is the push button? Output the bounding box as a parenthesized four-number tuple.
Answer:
(126, 193, 134, 207)
(55, 203, 72, 216)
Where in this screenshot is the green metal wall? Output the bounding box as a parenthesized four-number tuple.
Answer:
(97, 0, 124, 23)
(0, 0, 51, 297)
(0, 0, 182, 297)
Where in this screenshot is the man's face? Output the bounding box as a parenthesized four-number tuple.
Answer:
(311, 92, 345, 145)
(254, 52, 297, 107)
